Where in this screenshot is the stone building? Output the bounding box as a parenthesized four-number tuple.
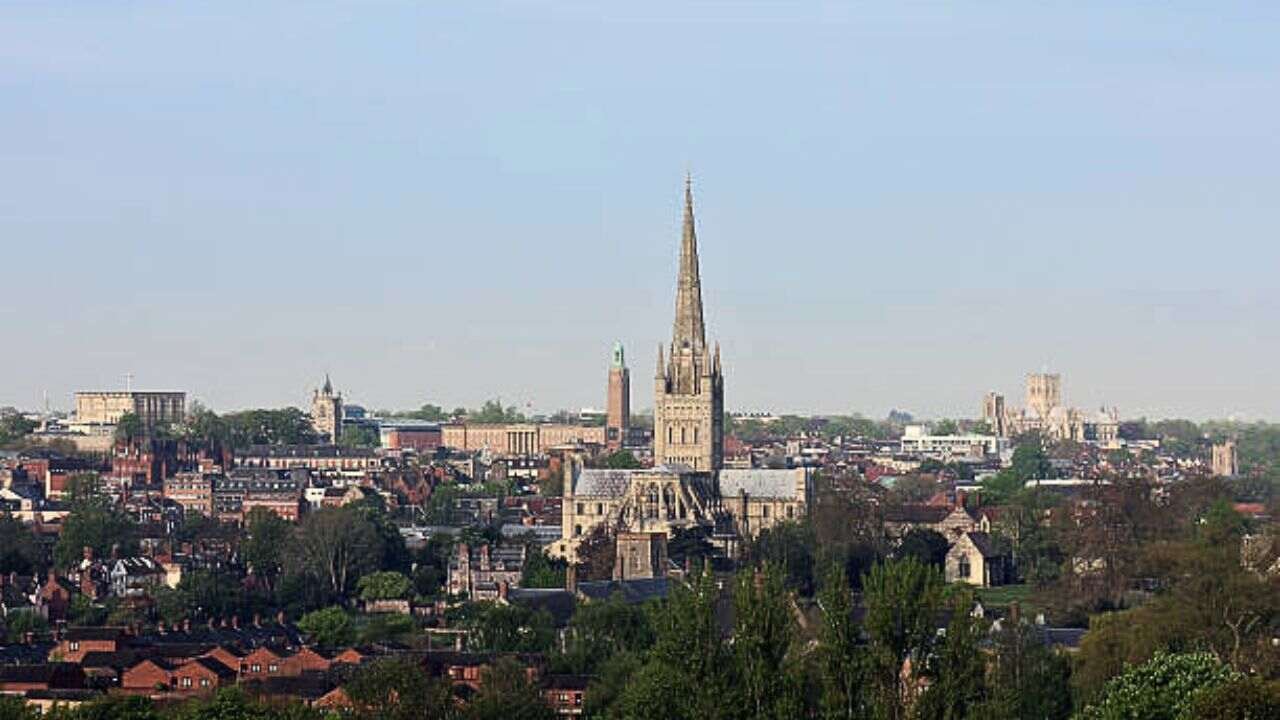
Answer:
(1212, 440, 1239, 477)
(440, 423, 605, 455)
(552, 179, 811, 562)
(982, 373, 1119, 447)
(945, 531, 1011, 587)
(614, 532, 668, 580)
(74, 391, 185, 427)
(310, 375, 342, 443)
(719, 469, 813, 540)
(606, 343, 630, 450)
(653, 178, 724, 473)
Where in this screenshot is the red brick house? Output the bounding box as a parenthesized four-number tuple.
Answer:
(52, 627, 130, 664)
(122, 657, 237, 695)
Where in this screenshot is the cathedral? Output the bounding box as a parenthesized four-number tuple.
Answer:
(551, 179, 811, 561)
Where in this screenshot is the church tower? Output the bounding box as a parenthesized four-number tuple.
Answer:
(654, 177, 724, 472)
(606, 342, 630, 450)
(311, 374, 343, 443)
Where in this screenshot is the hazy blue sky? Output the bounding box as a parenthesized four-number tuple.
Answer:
(3, 2, 1278, 420)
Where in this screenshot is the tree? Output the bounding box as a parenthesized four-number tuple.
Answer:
(745, 521, 816, 595)
(964, 620, 1073, 720)
(114, 412, 146, 443)
(344, 657, 459, 720)
(154, 570, 239, 624)
(459, 602, 555, 653)
(932, 419, 959, 436)
(240, 507, 291, 586)
(575, 525, 617, 582)
(357, 571, 413, 602)
(468, 399, 525, 424)
(1185, 676, 1280, 720)
(222, 408, 319, 449)
(897, 527, 949, 567)
(63, 694, 161, 720)
(1076, 651, 1239, 720)
(468, 657, 556, 720)
(914, 593, 988, 720)
(1010, 437, 1053, 481)
(164, 687, 321, 720)
(734, 564, 803, 719)
(816, 562, 867, 720)
(296, 606, 355, 647)
(555, 595, 654, 675)
(0, 513, 41, 575)
(359, 614, 415, 644)
(53, 474, 136, 569)
(0, 696, 36, 720)
(620, 568, 739, 720)
(339, 424, 380, 449)
(285, 507, 382, 603)
(0, 410, 36, 448)
(861, 558, 943, 720)
(602, 450, 642, 469)
(520, 548, 567, 589)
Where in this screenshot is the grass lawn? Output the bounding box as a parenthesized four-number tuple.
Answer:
(975, 583, 1037, 611)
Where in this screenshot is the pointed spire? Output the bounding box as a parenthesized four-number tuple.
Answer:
(655, 344, 665, 379)
(672, 175, 706, 352)
(322, 374, 332, 394)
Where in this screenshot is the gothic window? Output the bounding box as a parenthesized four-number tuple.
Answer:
(694, 426, 699, 444)
(681, 427, 687, 444)
(668, 426, 673, 444)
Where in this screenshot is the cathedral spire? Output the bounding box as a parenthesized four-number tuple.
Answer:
(672, 175, 706, 352)
(322, 373, 332, 395)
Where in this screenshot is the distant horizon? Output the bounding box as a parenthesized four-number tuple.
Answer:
(4, 3, 1277, 420)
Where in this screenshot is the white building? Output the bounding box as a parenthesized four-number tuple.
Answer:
(900, 425, 1007, 459)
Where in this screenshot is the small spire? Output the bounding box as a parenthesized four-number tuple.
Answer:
(714, 341, 721, 374)
(656, 344, 665, 379)
(322, 374, 332, 394)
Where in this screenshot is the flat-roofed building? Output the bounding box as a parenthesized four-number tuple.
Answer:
(74, 391, 185, 426)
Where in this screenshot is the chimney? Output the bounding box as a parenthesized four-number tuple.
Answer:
(277, 611, 286, 625)
(498, 581, 508, 601)
(207, 617, 215, 630)
(253, 614, 261, 628)
(183, 619, 191, 633)
(157, 621, 166, 634)
(565, 564, 577, 594)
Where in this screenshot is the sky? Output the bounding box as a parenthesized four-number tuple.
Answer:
(2, 2, 1278, 421)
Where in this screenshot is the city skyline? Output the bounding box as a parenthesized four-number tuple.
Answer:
(4, 3, 1278, 420)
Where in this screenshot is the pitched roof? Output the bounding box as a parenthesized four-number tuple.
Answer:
(964, 531, 1003, 558)
(573, 469, 635, 498)
(718, 469, 805, 500)
(884, 504, 951, 524)
(576, 577, 669, 604)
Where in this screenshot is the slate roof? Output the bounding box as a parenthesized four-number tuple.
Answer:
(965, 531, 1003, 558)
(573, 470, 635, 498)
(718, 469, 805, 499)
(507, 588, 576, 628)
(576, 578, 669, 604)
(883, 504, 951, 524)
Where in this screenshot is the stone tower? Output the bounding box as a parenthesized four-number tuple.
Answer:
(311, 374, 343, 443)
(654, 177, 724, 472)
(606, 342, 630, 450)
(1025, 373, 1061, 419)
(982, 392, 1007, 437)
(1211, 440, 1239, 477)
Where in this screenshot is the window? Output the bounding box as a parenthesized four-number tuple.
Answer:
(200, 678, 210, 688)
(574, 525, 582, 537)
(681, 427, 687, 443)
(268, 663, 278, 673)
(786, 506, 794, 519)
(596, 503, 603, 515)
(251, 664, 261, 673)
(958, 557, 971, 578)
(576, 503, 584, 514)
(668, 427, 673, 444)
(69, 641, 80, 651)
(763, 505, 770, 519)
(180, 677, 192, 688)
(694, 427, 699, 443)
